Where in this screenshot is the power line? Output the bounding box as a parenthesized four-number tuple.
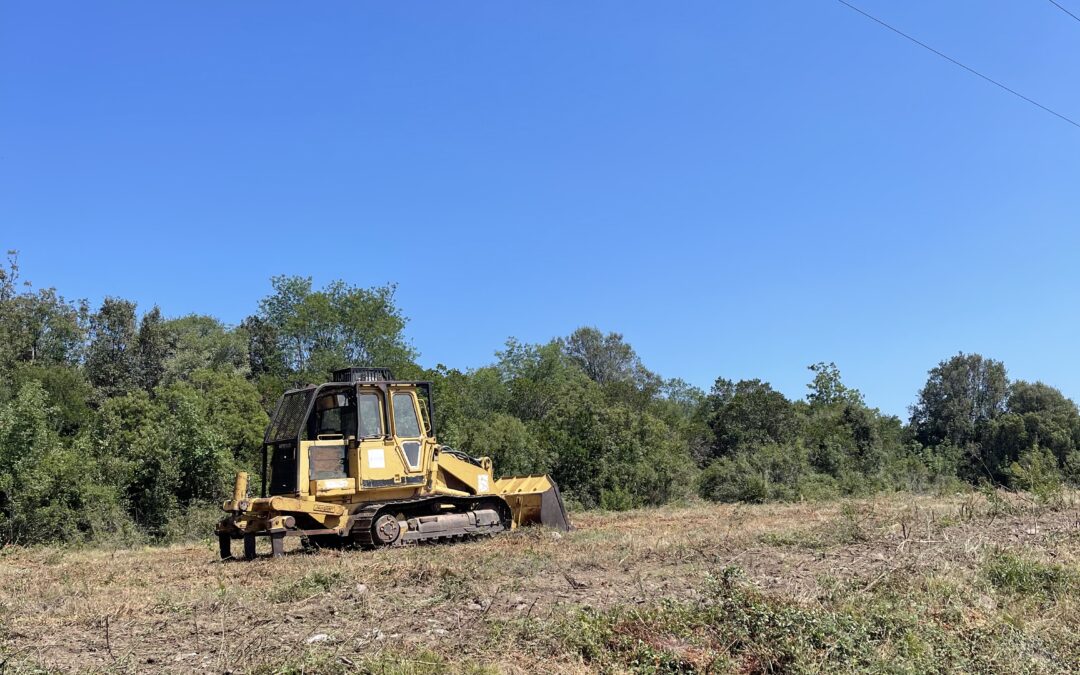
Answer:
(1046, 0, 1080, 24)
(837, 0, 1080, 130)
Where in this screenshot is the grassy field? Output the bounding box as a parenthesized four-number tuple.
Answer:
(1, 491, 1078, 674)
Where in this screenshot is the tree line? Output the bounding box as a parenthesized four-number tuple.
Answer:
(0, 252, 1076, 545)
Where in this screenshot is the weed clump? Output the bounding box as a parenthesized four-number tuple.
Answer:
(268, 570, 344, 603)
(551, 565, 1075, 673)
(983, 550, 1080, 599)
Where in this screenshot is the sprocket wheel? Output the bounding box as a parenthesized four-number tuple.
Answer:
(372, 514, 402, 545)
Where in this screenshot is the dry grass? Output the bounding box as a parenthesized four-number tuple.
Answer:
(1, 491, 1078, 673)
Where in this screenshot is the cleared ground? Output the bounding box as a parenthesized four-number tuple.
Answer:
(1, 492, 1078, 673)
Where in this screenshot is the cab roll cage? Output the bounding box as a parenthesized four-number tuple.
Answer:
(259, 378, 436, 498)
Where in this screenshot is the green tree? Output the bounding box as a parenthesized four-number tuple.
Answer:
(0, 252, 87, 396)
(985, 380, 1080, 484)
(562, 327, 640, 386)
(87, 389, 158, 491)
(86, 298, 139, 399)
(136, 306, 172, 391)
(1008, 444, 1063, 507)
(187, 369, 268, 469)
(462, 413, 548, 478)
(258, 276, 416, 383)
(427, 364, 512, 449)
(800, 363, 897, 477)
(11, 363, 93, 436)
(88, 382, 237, 536)
(497, 339, 585, 422)
(156, 384, 233, 506)
(910, 353, 1008, 450)
(705, 378, 800, 458)
(0, 382, 130, 544)
(240, 315, 285, 378)
(162, 315, 248, 382)
(806, 362, 865, 408)
(698, 442, 815, 504)
(1005, 381, 1080, 463)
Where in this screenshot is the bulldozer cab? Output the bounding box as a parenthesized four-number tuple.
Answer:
(260, 368, 436, 499)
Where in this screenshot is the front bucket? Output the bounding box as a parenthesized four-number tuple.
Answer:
(494, 474, 572, 531)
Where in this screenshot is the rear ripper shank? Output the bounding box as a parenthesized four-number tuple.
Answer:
(217, 367, 570, 559)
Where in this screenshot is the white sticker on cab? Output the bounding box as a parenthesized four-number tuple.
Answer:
(477, 474, 489, 493)
(368, 448, 385, 469)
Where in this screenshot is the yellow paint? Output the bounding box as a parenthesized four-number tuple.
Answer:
(218, 380, 569, 541)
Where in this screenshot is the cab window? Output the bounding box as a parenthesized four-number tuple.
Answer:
(392, 393, 421, 438)
(357, 393, 383, 438)
(306, 391, 355, 440)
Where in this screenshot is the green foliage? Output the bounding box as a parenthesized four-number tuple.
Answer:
(3, 252, 1079, 546)
(430, 335, 697, 510)
(11, 362, 92, 436)
(240, 314, 286, 381)
(699, 443, 814, 503)
(0, 253, 88, 388)
(0, 382, 134, 544)
(257, 275, 416, 384)
(160, 501, 224, 544)
(135, 305, 170, 391)
(910, 353, 1008, 472)
(807, 361, 865, 408)
(1007, 445, 1064, 508)
(1064, 451, 1080, 485)
(983, 550, 1080, 599)
(697, 364, 932, 505)
(552, 566, 1068, 673)
(269, 570, 344, 603)
(561, 326, 642, 386)
(704, 378, 800, 458)
(909, 359, 1080, 489)
(162, 314, 248, 382)
(187, 369, 268, 469)
(463, 412, 547, 478)
(85, 297, 139, 399)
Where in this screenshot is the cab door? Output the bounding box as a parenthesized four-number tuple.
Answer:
(355, 389, 390, 488)
(390, 390, 426, 478)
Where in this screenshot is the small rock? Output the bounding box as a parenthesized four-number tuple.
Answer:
(510, 595, 524, 604)
(514, 603, 528, 610)
(305, 633, 331, 644)
(433, 628, 448, 635)
(551, 532, 563, 540)
(355, 583, 368, 596)
(466, 602, 482, 611)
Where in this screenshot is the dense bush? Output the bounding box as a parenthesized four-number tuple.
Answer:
(1, 251, 1077, 547)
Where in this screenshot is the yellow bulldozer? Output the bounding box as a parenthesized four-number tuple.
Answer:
(217, 367, 570, 559)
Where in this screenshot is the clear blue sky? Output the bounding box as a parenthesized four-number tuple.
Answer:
(3, 1, 1079, 417)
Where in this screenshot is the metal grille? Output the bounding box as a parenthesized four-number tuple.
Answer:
(264, 389, 315, 443)
(332, 367, 394, 382)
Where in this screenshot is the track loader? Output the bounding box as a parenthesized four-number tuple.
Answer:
(217, 367, 570, 559)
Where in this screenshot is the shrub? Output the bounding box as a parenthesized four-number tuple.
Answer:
(1008, 445, 1064, 508)
(0, 383, 135, 545)
(698, 443, 810, 503)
